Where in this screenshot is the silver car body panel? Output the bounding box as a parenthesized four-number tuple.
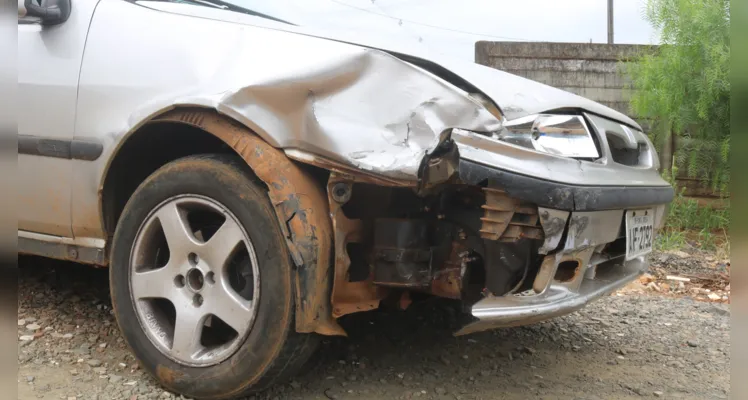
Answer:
(69, 0, 507, 237)
(16, 0, 669, 242)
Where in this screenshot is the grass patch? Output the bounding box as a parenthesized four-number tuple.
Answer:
(655, 192, 730, 252)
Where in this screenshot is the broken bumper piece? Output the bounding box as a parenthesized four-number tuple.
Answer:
(456, 255, 646, 335)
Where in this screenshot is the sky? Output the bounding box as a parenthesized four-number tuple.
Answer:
(235, 0, 660, 61)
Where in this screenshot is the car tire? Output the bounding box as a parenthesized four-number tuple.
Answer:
(109, 153, 319, 399)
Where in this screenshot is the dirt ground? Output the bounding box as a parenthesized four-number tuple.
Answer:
(17, 249, 730, 400)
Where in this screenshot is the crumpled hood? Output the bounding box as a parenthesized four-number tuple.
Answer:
(297, 30, 644, 131)
(135, 2, 642, 131)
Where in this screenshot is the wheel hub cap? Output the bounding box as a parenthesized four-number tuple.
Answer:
(129, 195, 260, 367)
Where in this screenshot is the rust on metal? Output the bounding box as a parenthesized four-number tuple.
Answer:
(479, 187, 543, 242)
(430, 241, 468, 299)
(532, 249, 594, 294)
(327, 173, 388, 318)
(533, 255, 557, 294)
(153, 109, 345, 336)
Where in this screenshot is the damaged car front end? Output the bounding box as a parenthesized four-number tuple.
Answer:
(14, 0, 679, 395)
(99, 0, 674, 337)
(310, 105, 672, 336)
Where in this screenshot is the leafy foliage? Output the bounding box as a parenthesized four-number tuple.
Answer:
(626, 0, 730, 194)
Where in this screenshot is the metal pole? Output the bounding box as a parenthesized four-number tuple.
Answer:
(607, 0, 614, 44)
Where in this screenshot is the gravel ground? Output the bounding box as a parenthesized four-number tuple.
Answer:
(17, 252, 730, 400)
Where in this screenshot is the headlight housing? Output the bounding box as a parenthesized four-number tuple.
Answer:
(494, 114, 599, 158)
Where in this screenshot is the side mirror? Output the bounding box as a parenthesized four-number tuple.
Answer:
(21, 0, 71, 25)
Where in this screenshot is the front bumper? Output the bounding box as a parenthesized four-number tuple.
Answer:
(456, 254, 647, 335)
(453, 159, 673, 335)
(458, 159, 675, 212)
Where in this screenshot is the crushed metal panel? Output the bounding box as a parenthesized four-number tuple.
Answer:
(537, 208, 570, 254)
(153, 109, 345, 337)
(327, 174, 388, 318)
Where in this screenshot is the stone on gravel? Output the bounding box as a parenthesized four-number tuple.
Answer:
(18, 319, 26, 326)
(109, 375, 123, 383)
(687, 340, 699, 348)
(654, 391, 664, 397)
(19, 335, 34, 342)
(87, 359, 103, 367)
(26, 323, 41, 331)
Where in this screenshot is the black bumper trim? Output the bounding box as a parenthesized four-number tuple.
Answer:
(458, 159, 675, 211)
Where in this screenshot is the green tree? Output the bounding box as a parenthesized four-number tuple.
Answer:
(626, 0, 730, 194)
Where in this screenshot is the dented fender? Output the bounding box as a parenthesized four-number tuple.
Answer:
(153, 109, 345, 337)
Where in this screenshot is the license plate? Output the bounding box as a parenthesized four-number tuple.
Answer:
(625, 209, 654, 260)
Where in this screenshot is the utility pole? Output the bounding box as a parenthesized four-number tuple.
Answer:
(607, 0, 614, 44)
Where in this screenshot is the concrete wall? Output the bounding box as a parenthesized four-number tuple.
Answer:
(474, 41, 655, 123)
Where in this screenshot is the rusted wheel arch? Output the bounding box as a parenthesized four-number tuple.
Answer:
(135, 108, 345, 337)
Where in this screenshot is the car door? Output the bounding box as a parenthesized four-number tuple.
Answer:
(17, 0, 100, 237)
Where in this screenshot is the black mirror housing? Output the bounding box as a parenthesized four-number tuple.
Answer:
(23, 0, 71, 25)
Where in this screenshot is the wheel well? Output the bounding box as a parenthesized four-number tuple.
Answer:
(101, 121, 243, 237)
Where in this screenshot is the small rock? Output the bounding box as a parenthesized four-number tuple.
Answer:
(109, 375, 123, 383)
(19, 335, 34, 342)
(461, 355, 468, 360)
(94, 367, 107, 375)
(617, 349, 627, 356)
(654, 391, 664, 397)
(25, 317, 37, 323)
(434, 388, 447, 395)
(687, 340, 699, 348)
(99, 343, 107, 349)
(18, 319, 26, 326)
(70, 369, 78, 376)
(26, 323, 41, 331)
(87, 359, 103, 367)
(522, 346, 536, 355)
(439, 355, 450, 366)
(26, 376, 35, 383)
(62, 333, 74, 339)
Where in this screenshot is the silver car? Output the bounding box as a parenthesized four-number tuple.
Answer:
(17, 0, 673, 398)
